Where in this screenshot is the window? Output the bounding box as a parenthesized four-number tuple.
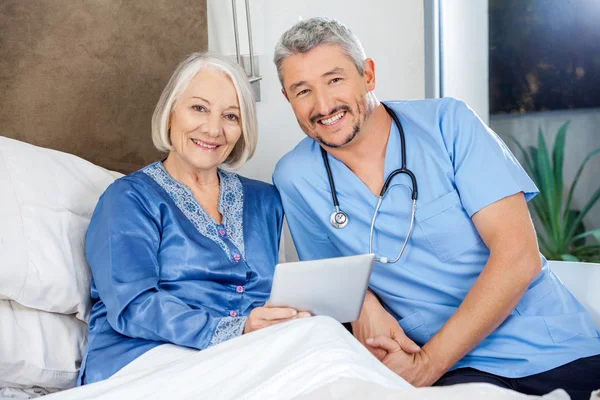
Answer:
(489, 0, 600, 114)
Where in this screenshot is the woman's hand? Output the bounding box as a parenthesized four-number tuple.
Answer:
(243, 306, 310, 334)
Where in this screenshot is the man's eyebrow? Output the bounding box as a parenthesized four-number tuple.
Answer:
(288, 67, 345, 92)
(288, 80, 307, 92)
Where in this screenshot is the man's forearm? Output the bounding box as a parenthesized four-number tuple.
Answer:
(421, 249, 541, 378)
(351, 290, 381, 329)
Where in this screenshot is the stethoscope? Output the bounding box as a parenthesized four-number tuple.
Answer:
(320, 103, 418, 264)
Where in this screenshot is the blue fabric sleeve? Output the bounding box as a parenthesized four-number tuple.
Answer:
(440, 98, 539, 216)
(273, 171, 342, 261)
(86, 180, 246, 349)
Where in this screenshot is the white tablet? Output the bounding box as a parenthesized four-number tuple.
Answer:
(268, 254, 375, 323)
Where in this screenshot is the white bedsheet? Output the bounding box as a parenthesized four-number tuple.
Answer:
(42, 316, 569, 400)
(0, 387, 52, 399)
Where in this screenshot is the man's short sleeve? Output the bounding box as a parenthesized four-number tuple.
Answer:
(440, 98, 539, 217)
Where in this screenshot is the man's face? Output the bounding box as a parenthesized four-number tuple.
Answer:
(280, 44, 375, 149)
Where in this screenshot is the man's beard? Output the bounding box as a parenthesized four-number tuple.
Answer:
(315, 122, 360, 148)
(301, 97, 373, 149)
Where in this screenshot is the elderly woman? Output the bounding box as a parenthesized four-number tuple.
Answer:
(78, 53, 306, 385)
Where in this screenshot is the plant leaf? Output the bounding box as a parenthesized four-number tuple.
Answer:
(572, 244, 600, 253)
(564, 209, 586, 248)
(508, 135, 535, 175)
(563, 147, 600, 220)
(560, 254, 580, 262)
(529, 148, 548, 218)
(566, 186, 600, 244)
(551, 121, 569, 214)
(571, 245, 600, 262)
(528, 146, 541, 185)
(536, 128, 559, 244)
(530, 196, 552, 233)
(536, 231, 551, 253)
(572, 229, 600, 243)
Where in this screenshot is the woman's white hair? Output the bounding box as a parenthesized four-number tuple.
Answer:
(152, 52, 257, 169)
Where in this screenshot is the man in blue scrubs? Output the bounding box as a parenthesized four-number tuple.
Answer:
(272, 17, 600, 398)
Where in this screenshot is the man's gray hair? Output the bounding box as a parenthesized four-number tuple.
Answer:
(273, 17, 367, 87)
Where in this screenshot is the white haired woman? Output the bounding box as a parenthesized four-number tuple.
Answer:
(78, 53, 308, 385)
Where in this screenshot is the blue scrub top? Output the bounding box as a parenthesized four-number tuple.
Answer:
(273, 98, 600, 378)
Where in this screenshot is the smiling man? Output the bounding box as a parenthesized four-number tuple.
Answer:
(271, 17, 600, 399)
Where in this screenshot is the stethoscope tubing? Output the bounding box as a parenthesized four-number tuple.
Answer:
(321, 102, 418, 264)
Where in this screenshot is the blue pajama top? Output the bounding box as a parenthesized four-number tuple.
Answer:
(79, 161, 283, 385)
(273, 98, 600, 378)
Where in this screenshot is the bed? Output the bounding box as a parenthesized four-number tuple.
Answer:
(2, 134, 597, 400)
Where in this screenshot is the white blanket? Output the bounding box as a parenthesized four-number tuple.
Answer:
(42, 316, 569, 400)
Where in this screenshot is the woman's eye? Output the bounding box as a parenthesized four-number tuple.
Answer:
(224, 114, 239, 122)
(192, 105, 207, 112)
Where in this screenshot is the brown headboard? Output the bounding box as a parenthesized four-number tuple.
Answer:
(0, 0, 208, 173)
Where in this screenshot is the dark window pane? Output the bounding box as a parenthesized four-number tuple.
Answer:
(489, 0, 600, 114)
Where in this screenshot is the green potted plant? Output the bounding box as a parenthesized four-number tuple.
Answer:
(510, 121, 600, 262)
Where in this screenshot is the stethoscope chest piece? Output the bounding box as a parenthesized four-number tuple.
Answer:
(330, 210, 349, 229)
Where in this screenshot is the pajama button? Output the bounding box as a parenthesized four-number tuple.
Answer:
(233, 254, 241, 262)
(229, 310, 237, 317)
(218, 229, 226, 236)
(236, 285, 244, 293)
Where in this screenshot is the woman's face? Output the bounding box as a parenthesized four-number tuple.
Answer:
(168, 69, 242, 172)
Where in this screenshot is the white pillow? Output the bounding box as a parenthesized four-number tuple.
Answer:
(0, 137, 121, 321)
(0, 300, 88, 390)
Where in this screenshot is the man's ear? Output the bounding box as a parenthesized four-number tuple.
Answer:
(363, 58, 376, 91)
(281, 88, 289, 102)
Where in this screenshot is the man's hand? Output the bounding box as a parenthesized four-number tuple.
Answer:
(244, 306, 310, 334)
(351, 291, 420, 360)
(367, 335, 442, 387)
